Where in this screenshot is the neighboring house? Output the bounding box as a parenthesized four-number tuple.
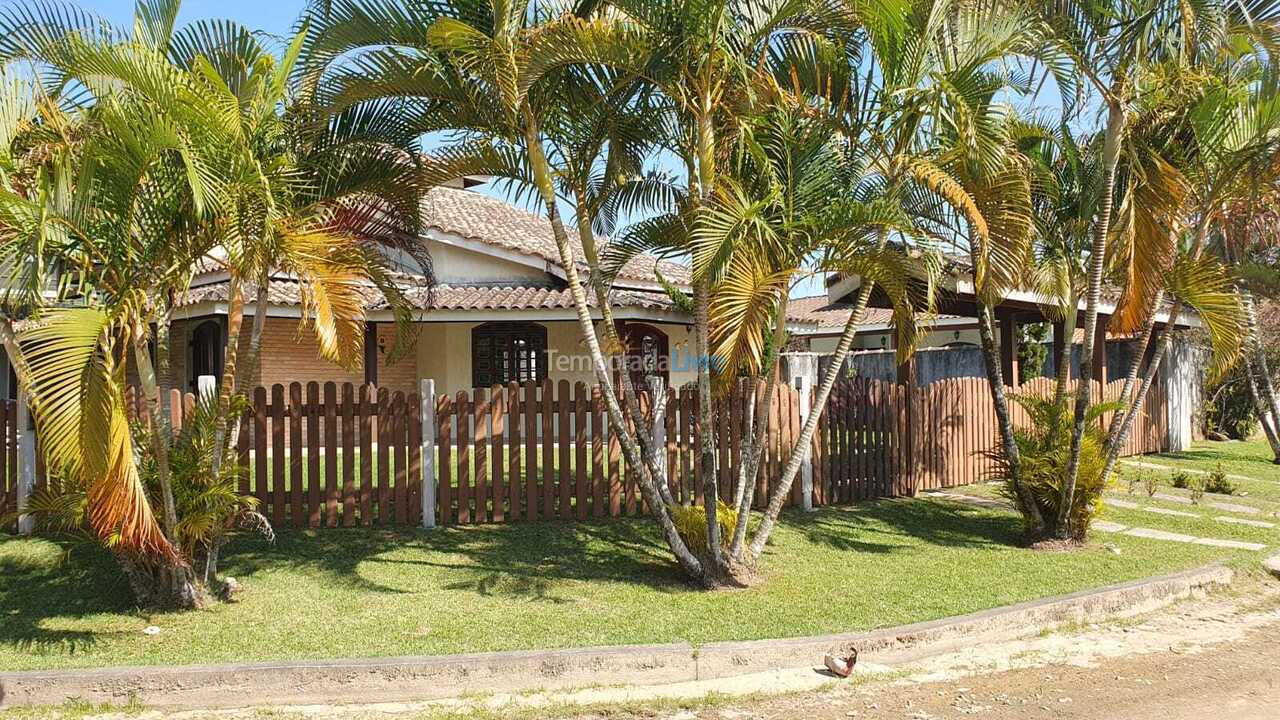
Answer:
(786, 264, 1200, 388)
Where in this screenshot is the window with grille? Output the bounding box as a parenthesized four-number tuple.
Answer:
(471, 322, 547, 388)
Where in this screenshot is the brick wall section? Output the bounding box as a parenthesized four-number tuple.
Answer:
(168, 316, 419, 394)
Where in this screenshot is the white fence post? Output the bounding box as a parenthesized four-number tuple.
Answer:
(197, 374, 217, 401)
(16, 389, 35, 535)
(796, 373, 814, 512)
(421, 378, 437, 529)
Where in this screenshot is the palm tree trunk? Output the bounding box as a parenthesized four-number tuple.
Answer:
(748, 281, 872, 558)
(133, 313, 178, 538)
(1050, 300, 1078, 419)
(1105, 289, 1165, 443)
(522, 112, 705, 581)
(1244, 353, 1280, 457)
(728, 293, 788, 560)
(1060, 101, 1125, 539)
(1102, 218, 1213, 478)
(976, 298, 1044, 535)
(692, 279, 724, 570)
(692, 105, 723, 573)
(1100, 299, 1183, 485)
(571, 199, 675, 506)
(235, 280, 270, 395)
(1242, 291, 1280, 462)
(210, 276, 245, 480)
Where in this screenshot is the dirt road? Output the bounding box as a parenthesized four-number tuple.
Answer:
(685, 608, 1279, 720)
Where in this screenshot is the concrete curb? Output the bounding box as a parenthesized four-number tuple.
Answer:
(0, 563, 1233, 710)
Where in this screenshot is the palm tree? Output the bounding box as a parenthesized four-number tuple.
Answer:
(299, 0, 714, 580)
(1033, 0, 1273, 538)
(690, 97, 931, 562)
(1097, 57, 1279, 488)
(0, 0, 425, 604)
(0, 58, 225, 607)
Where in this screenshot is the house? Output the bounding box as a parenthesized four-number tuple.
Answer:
(128, 180, 1197, 407)
(168, 185, 824, 398)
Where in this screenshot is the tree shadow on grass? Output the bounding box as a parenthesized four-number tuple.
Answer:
(222, 515, 690, 603)
(784, 497, 1026, 553)
(0, 538, 134, 658)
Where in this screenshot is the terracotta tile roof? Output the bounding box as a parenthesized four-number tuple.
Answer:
(420, 186, 691, 285)
(788, 296, 968, 331)
(177, 279, 681, 314)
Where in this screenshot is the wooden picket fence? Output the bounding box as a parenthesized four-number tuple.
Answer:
(2, 372, 1170, 532)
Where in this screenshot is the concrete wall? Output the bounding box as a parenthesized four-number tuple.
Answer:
(803, 339, 1144, 387)
(1163, 338, 1204, 451)
(421, 239, 546, 285)
(806, 327, 982, 354)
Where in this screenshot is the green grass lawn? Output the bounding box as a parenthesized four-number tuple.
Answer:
(0, 496, 1257, 673)
(1118, 439, 1280, 502)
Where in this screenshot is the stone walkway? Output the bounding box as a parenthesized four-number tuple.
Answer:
(1120, 458, 1258, 483)
(924, 492, 1269, 552)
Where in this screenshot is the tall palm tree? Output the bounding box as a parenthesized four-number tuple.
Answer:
(1033, 0, 1272, 538)
(1097, 57, 1279, 488)
(298, 0, 714, 580)
(690, 97, 931, 562)
(0, 0, 425, 604)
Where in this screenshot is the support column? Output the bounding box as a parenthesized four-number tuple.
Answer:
(1052, 320, 1067, 379)
(363, 322, 378, 386)
(999, 312, 1019, 387)
(421, 379, 437, 529)
(795, 372, 815, 511)
(1092, 320, 1108, 386)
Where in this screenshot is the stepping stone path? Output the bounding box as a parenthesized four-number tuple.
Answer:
(925, 491, 1269, 552)
(1216, 516, 1276, 529)
(1140, 506, 1200, 519)
(1120, 459, 1255, 483)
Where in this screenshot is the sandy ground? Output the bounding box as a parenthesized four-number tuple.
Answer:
(24, 581, 1280, 720)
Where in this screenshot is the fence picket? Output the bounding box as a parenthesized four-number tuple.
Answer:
(456, 389, 471, 524)
(491, 386, 505, 523)
(306, 382, 322, 527)
(474, 388, 489, 524)
(342, 384, 357, 525)
(372, 387, 388, 523)
(270, 384, 285, 526)
(393, 391, 409, 526)
(438, 393, 453, 525)
(523, 380, 537, 521)
(289, 382, 304, 526)
(591, 387, 605, 518)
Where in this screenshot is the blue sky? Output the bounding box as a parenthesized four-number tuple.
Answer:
(89, 0, 299, 38)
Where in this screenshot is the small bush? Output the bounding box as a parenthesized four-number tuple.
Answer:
(1143, 472, 1159, 498)
(1170, 470, 1194, 489)
(1204, 464, 1237, 495)
(1187, 475, 1206, 504)
(991, 392, 1118, 540)
(669, 501, 740, 557)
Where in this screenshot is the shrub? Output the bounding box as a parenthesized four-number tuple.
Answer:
(1204, 464, 1237, 495)
(1170, 470, 1194, 489)
(991, 392, 1120, 540)
(1187, 475, 1206, 504)
(669, 501, 740, 557)
(1144, 472, 1159, 498)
